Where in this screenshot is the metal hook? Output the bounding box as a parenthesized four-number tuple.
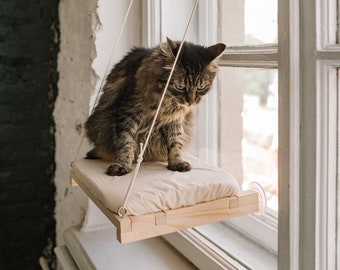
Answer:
(117, 206, 128, 218)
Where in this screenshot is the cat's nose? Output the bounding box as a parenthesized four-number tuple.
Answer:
(186, 93, 196, 105)
(186, 99, 194, 106)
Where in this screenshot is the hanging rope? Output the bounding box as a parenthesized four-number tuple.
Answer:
(72, 0, 135, 163)
(118, 0, 200, 218)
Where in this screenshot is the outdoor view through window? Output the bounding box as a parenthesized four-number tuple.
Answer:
(219, 0, 278, 213)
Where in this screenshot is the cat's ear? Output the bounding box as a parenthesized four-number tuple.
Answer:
(166, 37, 179, 57)
(160, 37, 178, 59)
(206, 43, 226, 62)
(206, 43, 226, 72)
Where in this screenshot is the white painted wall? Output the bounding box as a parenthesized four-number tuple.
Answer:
(91, 0, 141, 110)
(55, 0, 141, 245)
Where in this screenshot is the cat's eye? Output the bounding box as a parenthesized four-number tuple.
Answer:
(175, 84, 186, 91)
(197, 85, 206, 90)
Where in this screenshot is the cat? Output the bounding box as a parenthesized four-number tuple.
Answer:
(85, 38, 226, 176)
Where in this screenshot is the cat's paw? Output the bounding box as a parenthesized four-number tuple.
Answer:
(167, 161, 192, 172)
(106, 163, 132, 176)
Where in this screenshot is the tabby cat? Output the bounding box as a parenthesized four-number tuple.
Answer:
(85, 38, 226, 176)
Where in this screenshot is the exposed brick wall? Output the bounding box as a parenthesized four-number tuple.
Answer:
(0, 1, 59, 269)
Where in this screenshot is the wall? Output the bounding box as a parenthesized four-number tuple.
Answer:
(0, 0, 59, 269)
(55, 0, 98, 246)
(55, 0, 141, 244)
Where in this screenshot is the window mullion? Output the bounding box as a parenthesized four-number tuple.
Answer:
(317, 0, 337, 47)
(142, 0, 161, 46)
(195, 0, 219, 164)
(277, 0, 300, 269)
(219, 47, 278, 68)
(315, 62, 338, 270)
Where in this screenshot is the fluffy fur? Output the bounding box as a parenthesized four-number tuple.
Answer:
(85, 38, 226, 176)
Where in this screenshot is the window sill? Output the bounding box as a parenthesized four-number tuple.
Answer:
(56, 225, 197, 270)
(163, 222, 277, 270)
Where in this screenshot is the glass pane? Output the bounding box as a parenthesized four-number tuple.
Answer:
(220, 0, 278, 46)
(219, 67, 278, 212)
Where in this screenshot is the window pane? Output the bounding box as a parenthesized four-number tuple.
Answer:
(220, 0, 278, 46)
(219, 67, 278, 212)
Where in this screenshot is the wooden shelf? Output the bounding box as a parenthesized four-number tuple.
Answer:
(71, 168, 259, 243)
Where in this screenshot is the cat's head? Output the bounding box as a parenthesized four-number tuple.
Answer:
(161, 38, 226, 107)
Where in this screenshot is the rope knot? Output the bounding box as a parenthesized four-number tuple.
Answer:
(137, 143, 144, 163)
(137, 154, 143, 163)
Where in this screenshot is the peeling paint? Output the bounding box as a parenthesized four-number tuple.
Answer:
(54, 0, 99, 246)
(64, 188, 69, 198)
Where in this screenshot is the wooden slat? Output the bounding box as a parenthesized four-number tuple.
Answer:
(71, 168, 259, 244)
(70, 169, 78, 186)
(155, 211, 166, 225)
(70, 178, 78, 186)
(229, 189, 258, 209)
(119, 191, 258, 243)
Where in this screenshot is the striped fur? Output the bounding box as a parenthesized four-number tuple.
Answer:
(85, 38, 226, 176)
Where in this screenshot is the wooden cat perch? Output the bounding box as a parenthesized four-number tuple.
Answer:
(70, 156, 263, 244)
(69, 0, 264, 244)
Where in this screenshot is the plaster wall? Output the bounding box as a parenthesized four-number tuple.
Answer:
(55, 0, 141, 245)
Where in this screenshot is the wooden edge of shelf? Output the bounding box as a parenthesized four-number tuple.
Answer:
(71, 168, 259, 244)
(70, 169, 130, 235)
(119, 190, 259, 243)
(70, 168, 79, 186)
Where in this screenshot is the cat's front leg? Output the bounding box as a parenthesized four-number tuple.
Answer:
(107, 132, 137, 176)
(167, 145, 191, 172)
(162, 125, 191, 172)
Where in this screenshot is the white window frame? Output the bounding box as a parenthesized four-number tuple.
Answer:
(142, 0, 280, 268)
(299, 0, 339, 268)
(143, 0, 340, 269)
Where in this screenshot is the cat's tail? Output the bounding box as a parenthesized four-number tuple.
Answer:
(85, 148, 100, 159)
(85, 147, 114, 162)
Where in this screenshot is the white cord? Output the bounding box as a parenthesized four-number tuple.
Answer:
(118, 0, 200, 217)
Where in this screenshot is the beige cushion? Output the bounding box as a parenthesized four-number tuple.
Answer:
(72, 155, 240, 216)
